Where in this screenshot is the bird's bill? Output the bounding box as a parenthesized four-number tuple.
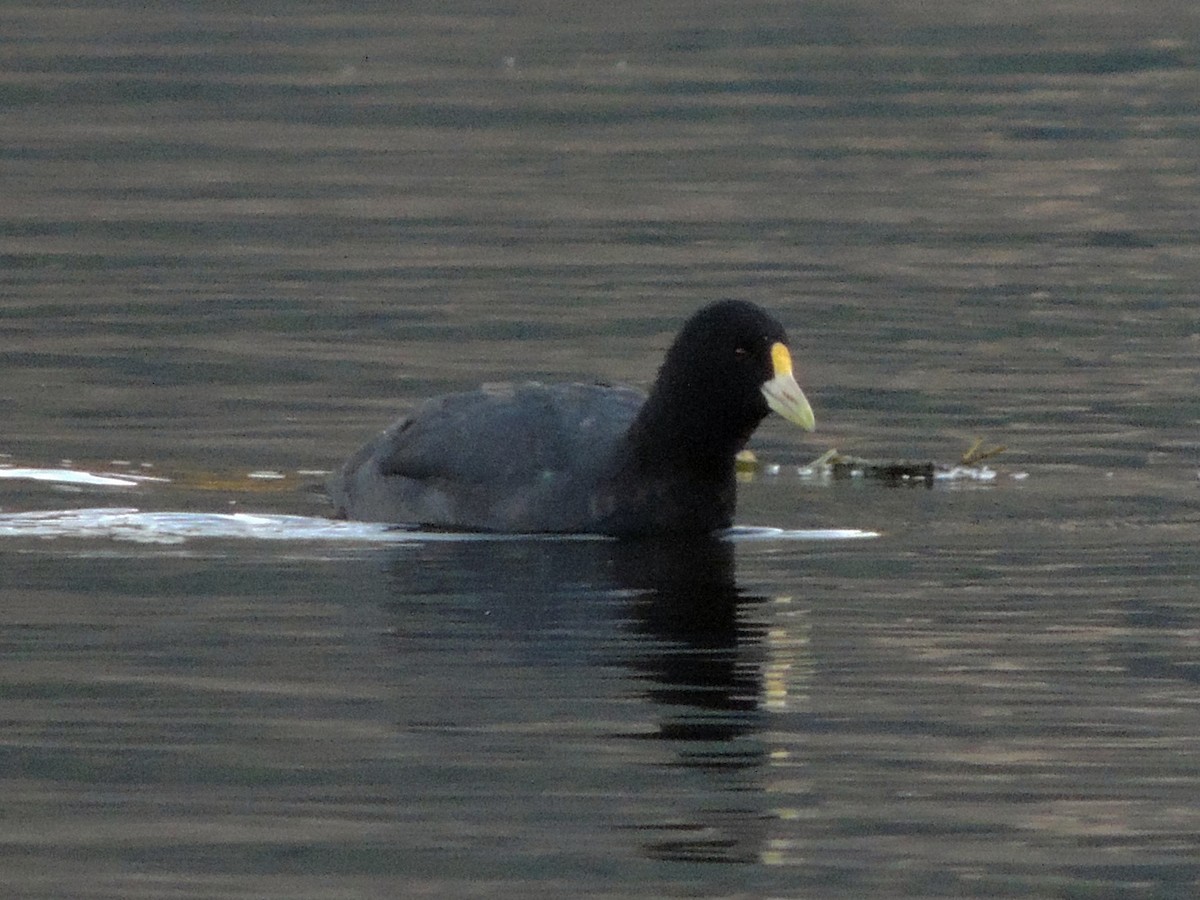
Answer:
(761, 342, 816, 432)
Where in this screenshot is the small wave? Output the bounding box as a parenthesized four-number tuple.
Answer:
(0, 508, 878, 546)
(0, 467, 156, 487)
(724, 525, 879, 541)
(0, 508, 389, 544)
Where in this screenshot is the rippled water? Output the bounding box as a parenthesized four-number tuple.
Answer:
(2, 2, 1200, 898)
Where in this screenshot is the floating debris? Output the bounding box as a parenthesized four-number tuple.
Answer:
(959, 438, 1007, 466)
(740, 440, 1009, 486)
(801, 450, 939, 485)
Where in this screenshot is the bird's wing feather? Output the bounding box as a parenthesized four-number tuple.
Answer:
(372, 382, 643, 486)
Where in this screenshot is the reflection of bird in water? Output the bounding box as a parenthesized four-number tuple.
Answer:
(617, 538, 807, 866)
(376, 535, 811, 866)
(331, 300, 815, 535)
(620, 537, 768, 748)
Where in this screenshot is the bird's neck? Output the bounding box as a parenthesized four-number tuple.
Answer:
(621, 387, 751, 477)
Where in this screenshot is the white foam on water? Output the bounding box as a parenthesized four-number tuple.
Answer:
(0, 466, 171, 487)
(724, 525, 880, 541)
(0, 508, 879, 546)
(0, 468, 143, 487)
(0, 508, 398, 544)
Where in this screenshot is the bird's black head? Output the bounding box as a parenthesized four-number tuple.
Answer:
(639, 299, 815, 462)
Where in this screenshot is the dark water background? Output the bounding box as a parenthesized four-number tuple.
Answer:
(2, 3, 1199, 897)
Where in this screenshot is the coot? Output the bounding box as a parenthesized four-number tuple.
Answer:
(329, 299, 815, 535)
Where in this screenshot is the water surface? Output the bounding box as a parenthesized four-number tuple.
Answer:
(2, 2, 1199, 897)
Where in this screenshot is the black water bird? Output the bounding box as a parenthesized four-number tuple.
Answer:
(329, 299, 815, 535)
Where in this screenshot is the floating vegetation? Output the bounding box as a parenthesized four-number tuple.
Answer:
(740, 440, 1011, 486)
(959, 438, 1007, 466)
